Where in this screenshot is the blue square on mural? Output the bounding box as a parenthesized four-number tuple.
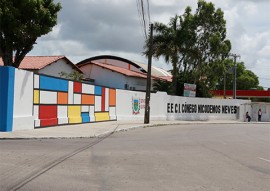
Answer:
(95, 86, 102, 95)
(40, 75, 68, 92)
(81, 112, 90, 123)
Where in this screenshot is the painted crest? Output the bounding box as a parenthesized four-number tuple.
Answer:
(132, 96, 140, 115)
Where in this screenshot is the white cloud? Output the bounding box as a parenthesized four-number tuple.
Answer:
(258, 45, 270, 57)
(31, 40, 90, 56)
(29, 0, 270, 88)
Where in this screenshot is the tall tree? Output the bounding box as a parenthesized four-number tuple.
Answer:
(0, 0, 61, 68)
(216, 61, 259, 90)
(145, 0, 231, 97)
(188, 0, 231, 94)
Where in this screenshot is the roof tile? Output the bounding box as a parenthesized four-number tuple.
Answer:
(0, 56, 65, 69)
(91, 61, 149, 79)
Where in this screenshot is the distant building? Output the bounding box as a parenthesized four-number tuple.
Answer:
(77, 55, 172, 91)
(0, 56, 83, 78)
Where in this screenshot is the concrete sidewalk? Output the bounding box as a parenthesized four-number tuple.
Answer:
(0, 120, 268, 139)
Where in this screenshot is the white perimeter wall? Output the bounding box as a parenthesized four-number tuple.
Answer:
(13, 69, 34, 130)
(116, 90, 251, 122)
(8, 68, 256, 131)
(244, 103, 270, 122)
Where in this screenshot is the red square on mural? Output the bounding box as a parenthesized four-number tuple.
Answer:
(39, 105, 58, 126)
(74, 82, 82, 93)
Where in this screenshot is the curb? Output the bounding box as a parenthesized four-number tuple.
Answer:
(0, 121, 269, 140)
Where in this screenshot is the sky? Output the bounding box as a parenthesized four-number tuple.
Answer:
(29, 0, 270, 89)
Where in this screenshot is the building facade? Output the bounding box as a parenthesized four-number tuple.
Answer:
(77, 55, 172, 91)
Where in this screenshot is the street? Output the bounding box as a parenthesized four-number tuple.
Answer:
(1, 124, 270, 191)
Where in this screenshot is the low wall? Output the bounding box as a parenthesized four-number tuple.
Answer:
(0, 66, 253, 132)
(116, 90, 250, 122)
(0, 67, 34, 131)
(116, 90, 167, 121)
(242, 102, 270, 122)
(0, 67, 117, 131)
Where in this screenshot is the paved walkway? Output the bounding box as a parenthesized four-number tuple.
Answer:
(0, 120, 268, 139)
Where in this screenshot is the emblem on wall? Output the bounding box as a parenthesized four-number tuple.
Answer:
(132, 96, 140, 115)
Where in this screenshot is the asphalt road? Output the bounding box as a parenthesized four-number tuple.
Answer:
(1, 124, 270, 191)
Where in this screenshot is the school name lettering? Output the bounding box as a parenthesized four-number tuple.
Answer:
(167, 103, 238, 114)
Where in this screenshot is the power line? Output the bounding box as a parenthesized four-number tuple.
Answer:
(136, 0, 151, 39)
(259, 77, 270, 81)
(136, 0, 146, 39)
(140, 0, 147, 38)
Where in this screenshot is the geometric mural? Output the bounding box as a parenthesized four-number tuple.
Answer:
(33, 74, 116, 128)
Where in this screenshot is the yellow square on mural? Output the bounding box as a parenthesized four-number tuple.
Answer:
(95, 112, 110, 121)
(34, 90, 39, 104)
(68, 106, 82, 123)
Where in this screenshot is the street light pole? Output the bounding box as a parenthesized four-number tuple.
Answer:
(229, 53, 240, 99)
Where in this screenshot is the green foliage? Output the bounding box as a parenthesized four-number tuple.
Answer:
(145, 15, 183, 95)
(256, 86, 264, 90)
(146, 0, 261, 96)
(216, 62, 259, 90)
(152, 79, 173, 94)
(59, 71, 83, 81)
(0, 0, 61, 67)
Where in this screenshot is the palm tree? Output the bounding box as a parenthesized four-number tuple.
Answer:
(144, 15, 181, 95)
(144, 7, 197, 95)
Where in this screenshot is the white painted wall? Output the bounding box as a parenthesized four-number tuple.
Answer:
(116, 90, 145, 121)
(40, 91, 57, 104)
(166, 96, 249, 121)
(247, 103, 270, 122)
(7, 68, 264, 132)
(38, 59, 75, 78)
(58, 106, 68, 124)
(13, 69, 34, 130)
(116, 90, 251, 122)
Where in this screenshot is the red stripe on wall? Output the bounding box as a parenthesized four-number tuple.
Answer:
(102, 87, 106, 111)
(74, 82, 82, 93)
(40, 118, 58, 127)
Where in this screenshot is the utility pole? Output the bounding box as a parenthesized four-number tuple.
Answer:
(223, 71, 226, 99)
(229, 53, 240, 99)
(144, 23, 153, 124)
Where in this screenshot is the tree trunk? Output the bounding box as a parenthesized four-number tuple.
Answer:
(172, 61, 177, 95)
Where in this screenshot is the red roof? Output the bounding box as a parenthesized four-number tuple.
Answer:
(157, 76, 172, 82)
(82, 61, 171, 81)
(0, 56, 82, 72)
(91, 61, 149, 79)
